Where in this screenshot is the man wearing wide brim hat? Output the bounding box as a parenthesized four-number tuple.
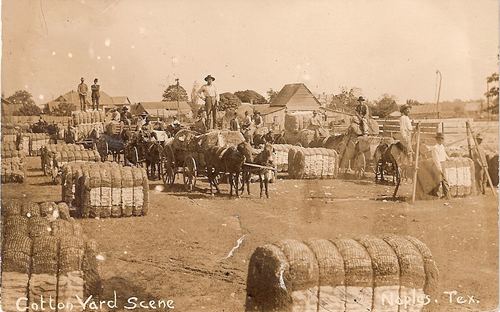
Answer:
(354, 96, 369, 135)
(197, 74, 219, 130)
(431, 132, 451, 199)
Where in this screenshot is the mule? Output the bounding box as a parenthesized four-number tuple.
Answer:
(374, 141, 410, 197)
(204, 141, 253, 197)
(242, 143, 275, 198)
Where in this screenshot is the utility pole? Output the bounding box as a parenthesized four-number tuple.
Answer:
(486, 78, 490, 121)
(436, 70, 442, 119)
(176, 78, 180, 119)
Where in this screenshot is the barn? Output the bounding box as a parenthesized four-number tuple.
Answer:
(270, 83, 322, 112)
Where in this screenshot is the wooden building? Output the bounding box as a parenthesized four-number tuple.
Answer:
(270, 83, 322, 112)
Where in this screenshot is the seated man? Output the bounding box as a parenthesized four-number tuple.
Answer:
(120, 107, 132, 125)
(171, 116, 181, 129)
(430, 132, 451, 199)
(229, 112, 240, 131)
(309, 110, 322, 139)
(253, 111, 263, 128)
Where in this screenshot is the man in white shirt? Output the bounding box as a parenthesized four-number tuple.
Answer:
(399, 104, 413, 160)
(197, 75, 219, 130)
(431, 132, 450, 199)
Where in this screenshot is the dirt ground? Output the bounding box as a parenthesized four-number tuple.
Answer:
(2, 157, 498, 312)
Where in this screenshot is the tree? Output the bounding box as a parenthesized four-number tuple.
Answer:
(162, 84, 188, 102)
(6, 90, 41, 116)
(485, 72, 499, 113)
(406, 99, 421, 106)
(51, 102, 76, 116)
(218, 92, 241, 111)
(372, 94, 398, 118)
(234, 90, 267, 104)
(328, 87, 362, 112)
(267, 88, 279, 103)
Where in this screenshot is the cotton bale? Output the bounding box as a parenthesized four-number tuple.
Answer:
(1, 271, 30, 312)
(131, 167, 145, 216)
(2, 234, 32, 273)
(110, 166, 123, 217)
(121, 167, 134, 217)
(246, 236, 437, 312)
(100, 168, 112, 218)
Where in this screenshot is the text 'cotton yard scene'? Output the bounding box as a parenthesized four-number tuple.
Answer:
(1, 1, 499, 311)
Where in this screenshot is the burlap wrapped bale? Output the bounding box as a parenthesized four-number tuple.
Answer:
(405, 235, 439, 296)
(22, 202, 41, 218)
(111, 166, 123, 217)
(39, 202, 53, 217)
(87, 168, 102, 218)
(141, 168, 149, 216)
(356, 236, 400, 312)
(100, 169, 112, 218)
(2, 234, 32, 273)
(442, 157, 475, 197)
(305, 239, 346, 311)
(29, 273, 58, 311)
(58, 202, 71, 220)
(382, 234, 426, 311)
(247, 236, 436, 312)
(58, 271, 85, 312)
(3, 199, 23, 217)
(82, 239, 102, 297)
(59, 236, 85, 273)
(28, 216, 51, 238)
(1, 272, 30, 312)
(51, 219, 76, 238)
(121, 167, 134, 217)
(3, 216, 29, 239)
(132, 167, 144, 216)
(32, 235, 59, 274)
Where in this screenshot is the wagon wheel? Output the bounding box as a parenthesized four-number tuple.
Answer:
(183, 155, 197, 192)
(353, 152, 366, 179)
(162, 161, 175, 189)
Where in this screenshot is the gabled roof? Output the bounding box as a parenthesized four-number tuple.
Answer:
(111, 96, 131, 105)
(253, 104, 286, 115)
(270, 83, 321, 107)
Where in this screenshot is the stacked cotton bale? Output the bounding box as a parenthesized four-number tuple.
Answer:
(41, 143, 85, 175)
(2, 146, 27, 183)
(272, 144, 294, 172)
(61, 162, 121, 207)
(1, 200, 102, 312)
(442, 157, 476, 197)
(73, 123, 105, 142)
(246, 235, 438, 312)
(53, 149, 100, 168)
(27, 133, 51, 156)
(199, 130, 245, 149)
(75, 165, 149, 218)
(72, 110, 106, 125)
(287, 147, 338, 179)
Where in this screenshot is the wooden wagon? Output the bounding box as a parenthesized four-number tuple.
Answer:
(161, 130, 246, 192)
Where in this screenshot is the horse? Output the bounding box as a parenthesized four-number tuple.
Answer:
(242, 143, 275, 198)
(124, 132, 147, 166)
(204, 141, 253, 197)
(144, 141, 164, 179)
(374, 141, 410, 198)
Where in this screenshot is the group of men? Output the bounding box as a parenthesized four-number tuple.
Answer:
(77, 77, 101, 111)
(398, 104, 489, 198)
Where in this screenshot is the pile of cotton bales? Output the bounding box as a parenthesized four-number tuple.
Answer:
(288, 147, 338, 179)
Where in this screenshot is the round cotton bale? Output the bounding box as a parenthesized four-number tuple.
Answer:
(68, 150, 76, 163)
(3, 215, 29, 238)
(100, 169, 112, 218)
(110, 166, 122, 217)
(51, 219, 75, 238)
(2, 234, 32, 273)
(88, 169, 102, 218)
(59, 236, 85, 274)
(121, 167, 134, 217)
(39, 202, 53, 218)
(28, 216, 51, 238)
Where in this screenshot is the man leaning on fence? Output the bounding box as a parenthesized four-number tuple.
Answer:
(473, 133, 488, 194)
(399, 104, 414, 161)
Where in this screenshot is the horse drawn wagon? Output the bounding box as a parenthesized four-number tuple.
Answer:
(97, 122, 140, 162)
(161, 130, 248, 193)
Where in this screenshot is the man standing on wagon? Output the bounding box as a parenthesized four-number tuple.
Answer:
(197, 75, 219, 130)
(354, 96, 369, 136)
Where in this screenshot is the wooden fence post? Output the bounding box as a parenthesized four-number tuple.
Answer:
(411, 123, 421, 203)
(466, 121, 497, 197)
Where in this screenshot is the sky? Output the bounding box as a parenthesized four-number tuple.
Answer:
(2, 0, 498, 104)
